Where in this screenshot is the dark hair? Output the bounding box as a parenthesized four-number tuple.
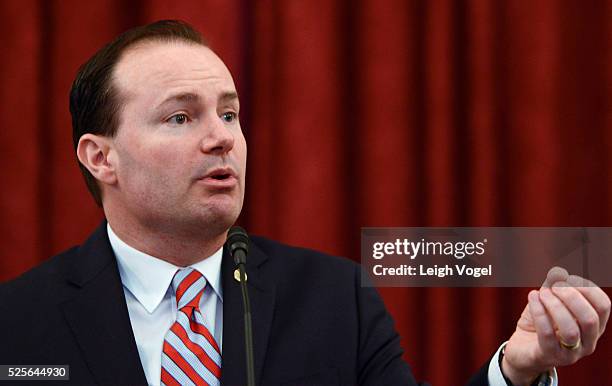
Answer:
(69, 20, 206, 206)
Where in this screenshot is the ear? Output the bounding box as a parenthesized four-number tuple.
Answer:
(76, 134, 117, 186)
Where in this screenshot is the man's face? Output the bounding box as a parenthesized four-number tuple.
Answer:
(108, 41, 246, 237)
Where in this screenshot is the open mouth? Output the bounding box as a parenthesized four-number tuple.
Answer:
(199, 166, 238, 187)
(211, 173, 232, 180)
(200, 169, 237, 187)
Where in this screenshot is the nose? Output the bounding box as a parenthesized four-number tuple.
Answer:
(200, 115, 235, 155)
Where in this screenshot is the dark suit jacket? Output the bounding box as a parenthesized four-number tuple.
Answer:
(0, 222, 490, 385)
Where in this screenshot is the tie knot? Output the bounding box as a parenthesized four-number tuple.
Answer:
(172, 267, 207, 310)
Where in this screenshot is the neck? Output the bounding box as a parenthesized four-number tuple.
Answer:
(105, 215, 227, 267)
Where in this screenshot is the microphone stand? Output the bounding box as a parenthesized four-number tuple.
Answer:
(237, 262, 255, 386)
(228, 227, 256, 386)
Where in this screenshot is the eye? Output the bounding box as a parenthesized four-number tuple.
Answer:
(221, 112, 237, 123)
(167, 113, 189, 125)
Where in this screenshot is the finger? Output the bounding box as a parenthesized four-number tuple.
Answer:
(566, 275, 611, 336)
(528, 290, 558, 356)
(551, 283, 599, 354)
(539, 287, 581, 346)
(542, 266, 569, 288)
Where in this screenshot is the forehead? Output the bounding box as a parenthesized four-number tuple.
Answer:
(112, 41, 236, 105)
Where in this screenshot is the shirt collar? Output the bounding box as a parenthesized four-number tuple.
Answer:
(107, 223, 224, 314)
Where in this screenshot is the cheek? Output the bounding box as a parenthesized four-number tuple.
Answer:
(235, 134, 248, 169)
(143, 151, 188, 187)
(119, 144, 187, 189)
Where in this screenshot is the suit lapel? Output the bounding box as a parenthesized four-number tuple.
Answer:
(221, 241, 276, 386)
(60, 222, 147, 385)
(59, 222, 275, 385)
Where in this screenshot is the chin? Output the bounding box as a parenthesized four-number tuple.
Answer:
(196, 203, 241, 232)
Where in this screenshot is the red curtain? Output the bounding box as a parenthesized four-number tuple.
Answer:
(1, 1, 610, 384)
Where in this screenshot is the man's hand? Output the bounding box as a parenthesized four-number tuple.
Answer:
(502, 267, 611, 386)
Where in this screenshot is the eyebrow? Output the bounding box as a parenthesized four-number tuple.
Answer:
(156, 91, 239, 109)
(220, 91, 239, 102)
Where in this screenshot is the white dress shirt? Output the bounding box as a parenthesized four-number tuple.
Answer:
(488, 342, 557, 386)
(107, 224, 556, 386)
(108, 224, 223, 386)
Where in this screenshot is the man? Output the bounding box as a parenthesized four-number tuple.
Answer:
(0, 20, 609, 386)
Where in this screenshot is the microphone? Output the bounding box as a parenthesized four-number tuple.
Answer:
(227, 226, 255, 386)
(228, 226, 249, 266)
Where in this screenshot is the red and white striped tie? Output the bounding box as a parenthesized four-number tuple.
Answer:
(161, 268, 221, 386)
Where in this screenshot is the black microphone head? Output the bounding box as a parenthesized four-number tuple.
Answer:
(227, 226, 249, 265)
